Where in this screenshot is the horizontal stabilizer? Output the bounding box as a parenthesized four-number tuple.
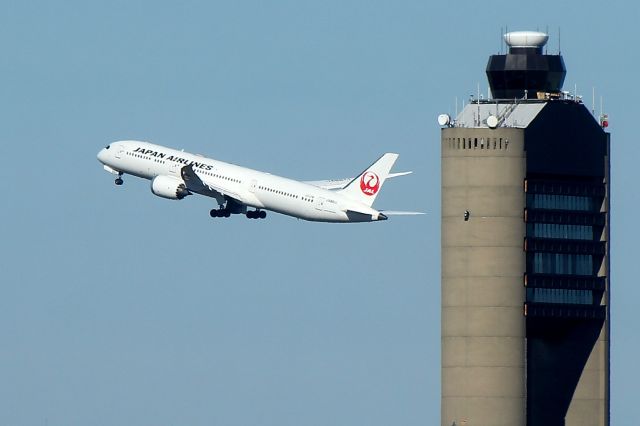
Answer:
(387, 171, 412, 179)
(379, 210, 425, 216)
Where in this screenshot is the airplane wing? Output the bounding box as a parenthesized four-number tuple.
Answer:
(180, 164, 243, 206)
(305, 171, 412, 190)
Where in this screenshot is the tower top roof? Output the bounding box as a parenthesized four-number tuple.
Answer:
(504, 31, 549, 49)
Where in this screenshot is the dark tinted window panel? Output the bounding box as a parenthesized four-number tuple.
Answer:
(525, 274, 606, 291)
(526, 288, 593, 305)
(531, 253, 593, 275)
(525, 209, 606, 226)
(525, 238, 606, 255)
(526, 193, 599, 211)
(525, 179, 606, 197)
(527, 223, 593, 239)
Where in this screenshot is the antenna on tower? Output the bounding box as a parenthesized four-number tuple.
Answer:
(504, 25, 508, 54)
(455, 96, 458, 119)
(477, 83, 481, 126)
(545, 25, 549, 54)
(558, 27, 561, 54)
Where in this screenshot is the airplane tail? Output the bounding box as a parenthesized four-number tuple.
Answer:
(337, 153, 399, 207)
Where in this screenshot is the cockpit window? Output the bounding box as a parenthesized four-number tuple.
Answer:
(105, 145, 111, 149)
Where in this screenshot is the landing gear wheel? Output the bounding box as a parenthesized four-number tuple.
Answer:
(210, 209, 230, 218)
(115, 177, 123, 186)
(246, 210, 265, 219)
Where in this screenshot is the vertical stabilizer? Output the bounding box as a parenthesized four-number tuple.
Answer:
(338, 153, 398, 207)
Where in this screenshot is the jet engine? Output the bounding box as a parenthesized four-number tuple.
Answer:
(150, 175, 190, 200)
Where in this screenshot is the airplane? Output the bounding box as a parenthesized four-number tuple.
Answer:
(97, 140, 421, 223)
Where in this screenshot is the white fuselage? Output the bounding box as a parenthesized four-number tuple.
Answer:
(97, 141, 386, 222)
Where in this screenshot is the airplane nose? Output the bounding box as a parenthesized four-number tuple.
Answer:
(97, 148, 107, 164)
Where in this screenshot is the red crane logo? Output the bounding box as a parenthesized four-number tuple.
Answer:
(360, 171, 380, 196)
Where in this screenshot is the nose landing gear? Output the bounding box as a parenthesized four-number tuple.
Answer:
(115, 173, 124, 186)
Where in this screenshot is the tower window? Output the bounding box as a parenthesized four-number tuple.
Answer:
(527, 194, 598, 211)
(527, 223, 594, 240)
(526, 288, 593, 305)
(531, 253, 593, 275)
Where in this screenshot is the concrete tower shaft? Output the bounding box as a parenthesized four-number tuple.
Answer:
(442, 128, 526, 426)
(440, 96, 609, 426)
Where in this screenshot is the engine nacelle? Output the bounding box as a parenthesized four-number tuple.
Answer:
(150, 175, 190, 200)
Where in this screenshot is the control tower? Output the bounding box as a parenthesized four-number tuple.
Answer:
(440, 31, 610, 426)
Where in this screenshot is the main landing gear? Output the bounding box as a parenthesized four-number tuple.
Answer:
(210, 208, 231, 218)
(209, 207, 266, 219)
(246, 210, 266, 219)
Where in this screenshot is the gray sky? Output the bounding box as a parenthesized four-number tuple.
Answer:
(1, 1, 637, 425)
